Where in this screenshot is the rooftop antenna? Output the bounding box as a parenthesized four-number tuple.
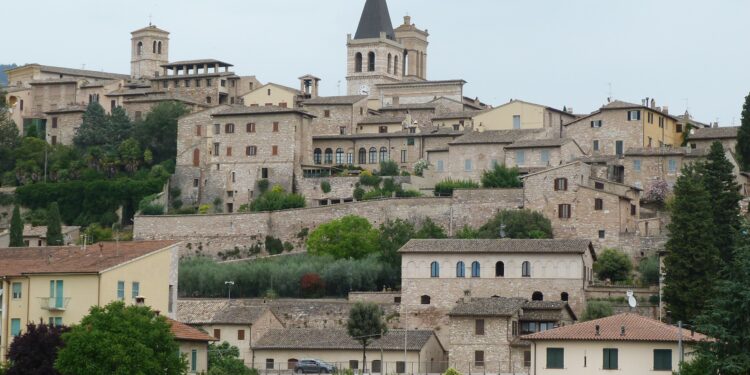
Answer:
(149, 14, 152, 26)
(337, 80, 341, 96)
(627, 290, 637, 311)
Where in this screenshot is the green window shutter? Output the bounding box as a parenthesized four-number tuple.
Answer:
(653, 349, 672, 370)
(603, 348, 618, 369)
(56, 280, 64, 308)
(10, 319, 21, 337)
(546, 348, 564, 369)
(191, 349, 197, 371)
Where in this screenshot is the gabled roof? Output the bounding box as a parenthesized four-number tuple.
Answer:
(302, 95, 367, 106)
(354, 0, 396, 40)
(448, 129, 543, 145)
(255, 329, 438, 351)
(377, 79, 467, 88)
(523, 313, 709, 343)
(490, 99, 574, 117)
(379, 103, 437, 111)
(245, 82, 301, 96)
(449, 297, 526, 317)
(213, 105, 314, 118)
(131, 25, 169, 35)
(0, 241, 179, 277)
(167, 318, 217, 342)
(358, 116, 406, 125)
(431, 110, 483, 120)
(399, 239, 595, 259)
(504, 138, 576, 149)
(7, 64, 128, 81)
(522, 301, 577, 322)
(177, 300, 274, 325)
(691, 126, 739, 140)
(44, 105, 88, 114)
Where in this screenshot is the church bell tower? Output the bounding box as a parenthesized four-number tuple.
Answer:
(130, 25, 170, 80)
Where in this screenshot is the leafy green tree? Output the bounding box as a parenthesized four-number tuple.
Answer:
(134, 101, 187, 165)
(481, 163, 523, 188)
(73, 102, 109, 149)
(737, 92, 750, 171)
(45, 202, 63, 246)
(7, 321, 69, 375)
(433, 178, 479, 196)
(703, 142, 742, 265)
(107, 106, 133, 146)
(378, 219, 415, 267)
(9, 205, 23, 247)
(378, 160, 400, 176)
(347, 302, 387, 373)
(0, 104, 19, 174)
(593, 248, 632, 282)
(637, 255, 660, 286)
(55, 301, 186, 375)
(476, 209, 553, 239)
(207, 342, 253, 375)
(415, 217, 447, 239)
(688, 243, 750, 374)
(249, 190, 305, 212)
(663, 165, 720, 323)
(307, 215, 379, 259)
(456, 225, 480, 239)
(580, 300, 614, 321)
(117, 138, 142, 172)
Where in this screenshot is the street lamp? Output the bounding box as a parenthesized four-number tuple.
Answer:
(224, 281, 235, 300)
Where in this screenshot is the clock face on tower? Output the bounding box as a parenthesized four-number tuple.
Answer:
(359, 84, 370, 95)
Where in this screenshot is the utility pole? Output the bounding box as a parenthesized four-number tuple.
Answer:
(44, 135, 49, 183)
(678, 321, 684, 367)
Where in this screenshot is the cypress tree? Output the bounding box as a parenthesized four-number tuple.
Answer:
(9, 205, 24, 247)
(45, 202, 63, 246)
(737, 92, 750, 171)
(703, 141, 743, 265)
(663, 165, 720, 323)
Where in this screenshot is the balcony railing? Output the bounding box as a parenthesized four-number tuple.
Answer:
(39, 297, 71, 311)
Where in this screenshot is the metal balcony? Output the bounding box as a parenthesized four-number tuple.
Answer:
(39, 297, 71, 311)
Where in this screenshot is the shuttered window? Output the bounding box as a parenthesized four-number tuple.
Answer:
(546, 348, 564, 369)
(475, 319, 485, 335)
(653, 349, 672, 371)
(603, 348, 618, 370)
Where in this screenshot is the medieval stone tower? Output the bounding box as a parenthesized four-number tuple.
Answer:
(395, 15, 429, 80)
(130, 25, 170, 80)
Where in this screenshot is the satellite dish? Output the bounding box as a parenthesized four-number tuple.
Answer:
(627, 290, 637, 309)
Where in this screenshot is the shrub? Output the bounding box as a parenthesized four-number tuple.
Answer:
(648, 294, 660, 305)
(481, 163, 523, 188)
(580, 300, 614, 321)
(415, 217, 447, 239)
(434, 178, 479, 196)
(250, 190, 305, 212)
(443, 368, 462, 375)
(396, 189, 421, 198)
(173, 207, 197, 215)
(359, 173, 382, 187)
(307, 215, 379, 259)
(643, 179, 670, 203)
(362, 190, 388, 201)
(283, 241, 294, 252)
(265, 236, 284, 255)
(321, 180, 332, 194)
(594, 248, 633, 282)
(477, 209, 553, 239)
(300, 273, 325, 298)
(257, 179, 270, 193)
(198, 204, 211, 214)
(413, 159, 429, 177)
(353, 187, 365, 201)
(400, 170, 410, 176)
(378, 160, 400, 176)
(381, 178, 397, 193)
(140, 203, 164, 216)
(638, 255, 660, 285)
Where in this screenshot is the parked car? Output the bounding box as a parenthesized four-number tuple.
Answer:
(294, 359, 337, 374)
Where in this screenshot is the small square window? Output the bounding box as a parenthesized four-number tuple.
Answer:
(599, 230, 606, 239)
(273, 122, 279, 132)
(324, 110, 331, 118)
(595, 198, 604, 211)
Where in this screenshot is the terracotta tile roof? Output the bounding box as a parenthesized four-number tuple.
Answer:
(177, 300, 272, 325)
(131, 25, 170, 34)
(379, 103, 437, 111)
(431, 110, 483, 120)
(691, 126, 739, 140)
(164, 59, 233, 67)
(624, 147, 709, 157)
(44, 105, 88, 114)
(0, 240, 179, 277)
(29, 78, 81, 85)
(254, 329, 436, 351)
(521, 301, 577, 321)
(36, 65, 129, 80)
(449, 297, 526, 317)
(106, 87, 163, 96)
(399, 239, 595, 259)
(167, 318, 217, 342)
(448, 129, 543, 145)
(522, 313, 710, 343)
(358, 116, 406, 125)
(302, 95, 368, 106)
(505, 138, 575, 149)
(313, 127, 463, 140)
(601, 100, 643, 110)
(21, 225, 79, 237)
(124, 94, 210, 107)
(213, 105, 314, 118)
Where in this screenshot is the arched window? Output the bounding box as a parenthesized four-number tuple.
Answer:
(456, 261, 465, 278)
(355, 53, 363, 73)
(387, 53, 392, 74)
(532, 291, 544, 301)
(379, 147, 388, 162)
(192, 149, 200, 167)
(358, 148, 367, 164)
(430, 261, 439, 278)
(287, 359, 298, 370)
(368, 52, 376, 72)
(324, 148, 333, 164)
(313, 148, 322, 165)
(495, 261, 504, 277)
(335, 148, 344, 164)
(153, 41, 157, 53)
(561, 292, 569, 302)
(369, 147, 377, 164)
(394, 55, 399, 76)
(157, 41, 162, 54)
(420, 295, 431, 305)
(522, 261, 531, 277)
(137, 42, 143, 56)
(471, 261, 481, 278)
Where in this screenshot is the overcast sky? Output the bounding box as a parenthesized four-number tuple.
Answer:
(5, 0, 749, 125)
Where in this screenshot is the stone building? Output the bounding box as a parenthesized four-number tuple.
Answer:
(521, 162, 641, 253)
(563, 99, 683, 155)
(0, 224, 80, 248)
(242, 82, 302, 108)
(448, 297, 576, 374)
(130, 25, 170, 80)
(688, 126, 739, 151)
(503, 138, 585, 173)
(301, 95, 370, 135)
(172, 105, 314, 210)
(399, 239, 595, 345)
(470, 99, 576, 134)
(177, 299, 284, 366)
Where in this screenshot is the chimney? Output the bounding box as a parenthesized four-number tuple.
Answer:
(650, 98, 656, 109)
(620, 326, 626, 336)
(98, 243, 104, 257)
(595, 325, 601, 336)
(713, 122, 719, 128)
(135, 296, 146, 306)
(662, 106, 669, 115)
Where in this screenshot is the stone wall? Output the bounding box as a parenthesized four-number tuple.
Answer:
(348, 291, 402, 304)
(133, 189, 524, 256)
(562, 109, 643, 155)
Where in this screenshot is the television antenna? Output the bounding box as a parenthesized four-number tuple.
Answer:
(627, 290, 637, 311)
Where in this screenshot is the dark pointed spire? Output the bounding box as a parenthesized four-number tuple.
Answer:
(354, 0, 396, 40)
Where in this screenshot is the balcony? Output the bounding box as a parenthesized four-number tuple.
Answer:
(39, 297, 71, 311)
